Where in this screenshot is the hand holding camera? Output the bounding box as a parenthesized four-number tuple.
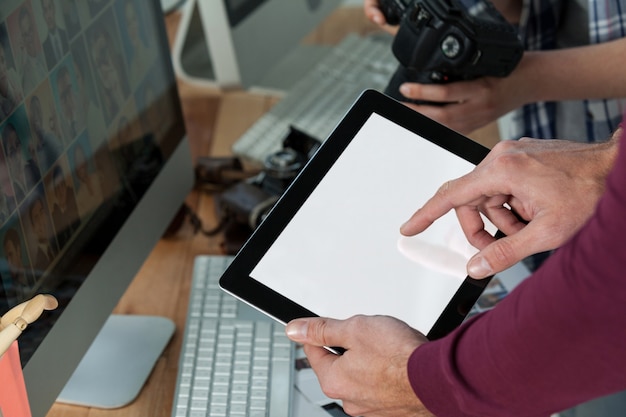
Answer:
(379, 0, 523, 105)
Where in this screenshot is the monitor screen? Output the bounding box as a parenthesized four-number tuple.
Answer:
(0, 0, 191, 415)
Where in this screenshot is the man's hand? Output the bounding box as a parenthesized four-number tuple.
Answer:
(395, 54, 540, 135)
(286, 315, 432, 417)
(395, 38, 626, 136)
(401, 135, 620, 278)
(398, 74, 524, 135)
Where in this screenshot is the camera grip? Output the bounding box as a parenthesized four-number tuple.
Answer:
(384, 66, 452, 106)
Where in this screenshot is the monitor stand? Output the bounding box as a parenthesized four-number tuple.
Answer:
(56, 314, 175, 409)
(171, 0, 332, 95)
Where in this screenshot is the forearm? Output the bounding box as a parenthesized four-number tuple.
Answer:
(513, 38, 626, 104)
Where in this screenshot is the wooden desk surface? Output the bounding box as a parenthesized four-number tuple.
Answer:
(46, 6, 499, 417)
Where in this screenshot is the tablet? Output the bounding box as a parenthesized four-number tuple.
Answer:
(219, 89, 497, 340)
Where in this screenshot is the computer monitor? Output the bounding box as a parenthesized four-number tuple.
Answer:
(172, 0, 343, 93)
(0, 0, 193, 416)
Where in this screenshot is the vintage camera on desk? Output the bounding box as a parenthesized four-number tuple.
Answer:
(380, 0, 523, 104)
(216, 127, 321, 243)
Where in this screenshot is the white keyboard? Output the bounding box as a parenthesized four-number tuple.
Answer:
(232, 34, 397, 164)
(187, 255, 239, 320)
(172, 256, 295, 417)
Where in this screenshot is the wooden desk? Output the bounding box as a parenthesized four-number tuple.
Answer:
(46, 6, 499, 417)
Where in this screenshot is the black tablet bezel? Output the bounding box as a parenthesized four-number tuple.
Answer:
(219, 89, 493, 340)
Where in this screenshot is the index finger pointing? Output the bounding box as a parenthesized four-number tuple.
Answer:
(400, 174, 481, 236)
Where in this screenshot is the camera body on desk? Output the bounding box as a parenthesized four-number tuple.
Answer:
(216, 127, 321, 232)
(380, 0, 523, 104)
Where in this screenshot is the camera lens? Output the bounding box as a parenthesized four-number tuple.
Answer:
(264, 148, 305, 180)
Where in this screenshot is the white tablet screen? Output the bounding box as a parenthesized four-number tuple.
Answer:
(250, 113, 494, 334)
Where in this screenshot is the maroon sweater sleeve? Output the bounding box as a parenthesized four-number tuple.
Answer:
(408, 137, 626, 417)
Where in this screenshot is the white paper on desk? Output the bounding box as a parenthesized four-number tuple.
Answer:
(250, 113, 496, 335)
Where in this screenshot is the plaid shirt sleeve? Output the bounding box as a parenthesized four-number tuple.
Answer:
(508, 0, 626, 142)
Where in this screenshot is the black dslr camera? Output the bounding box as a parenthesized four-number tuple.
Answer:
(380, 0, 523, 104)
(216, 127, 321, 231)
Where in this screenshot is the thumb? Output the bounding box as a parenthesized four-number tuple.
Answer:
(467, 227, 543, 278)
(286, 317, 336, 346)
(285, 318, 311, 343)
